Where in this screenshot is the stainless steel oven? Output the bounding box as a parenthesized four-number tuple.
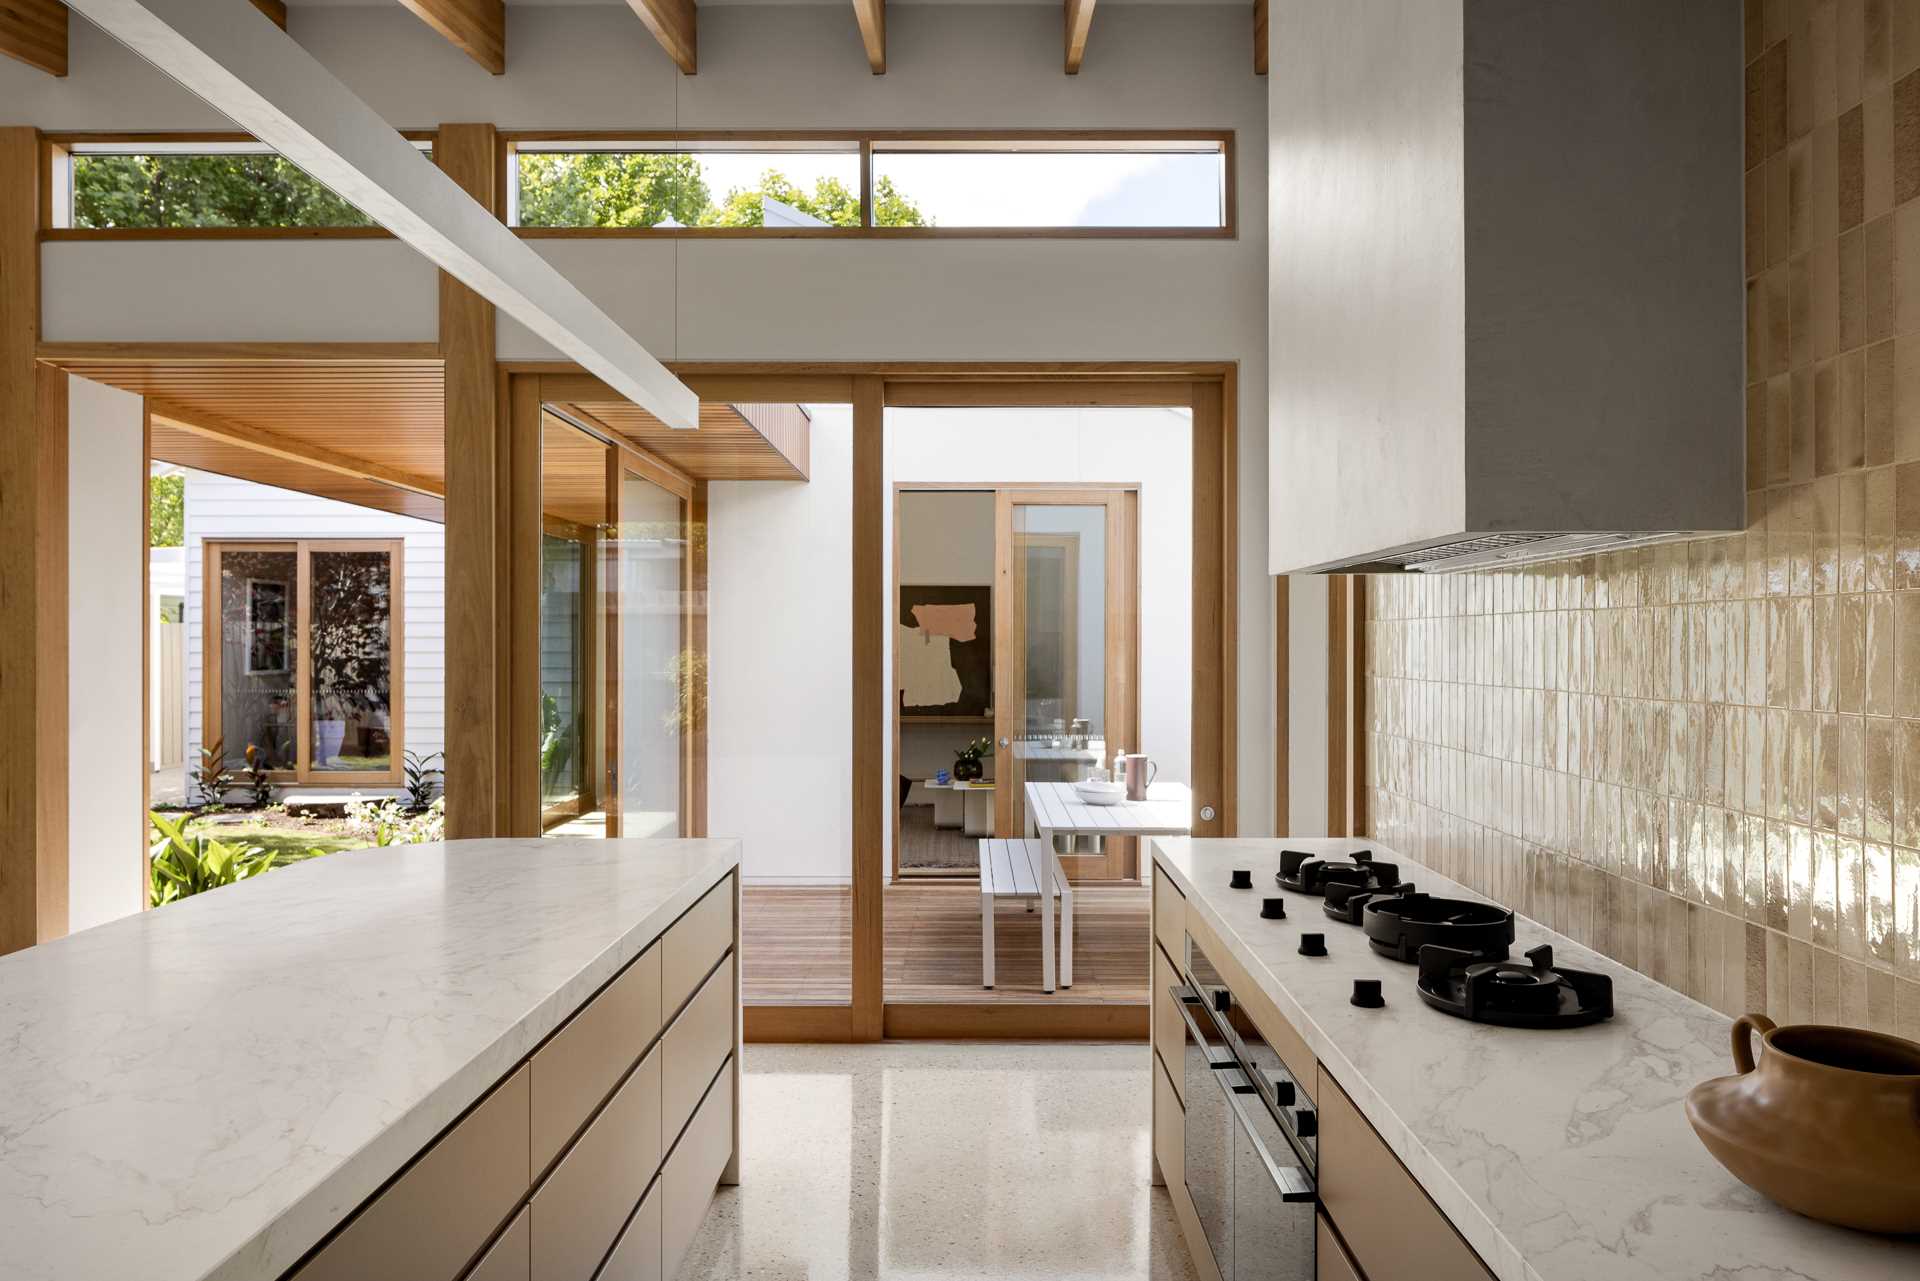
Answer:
(1173, 932, 1316, 1281)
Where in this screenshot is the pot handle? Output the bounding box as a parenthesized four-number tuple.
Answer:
(1732, 1013, 1777, 1074)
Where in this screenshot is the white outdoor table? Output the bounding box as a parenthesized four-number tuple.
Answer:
(1021, 780, 1194, 992)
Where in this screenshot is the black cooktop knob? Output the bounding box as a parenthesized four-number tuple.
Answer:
(1213, 989, 1232, 1013)
(1229, 869, 1253, 889)
(1270, 1077, 1296, 1107)
(1293, 1109, 1318, 1138)
(1352, 850, 1372, 864)
(1261, 897, 1287, 919)
(1298, 933, 1328, 957)
(1350, 978, 1385, 1008)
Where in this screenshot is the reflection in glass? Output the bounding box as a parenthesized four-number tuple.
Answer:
(1010, 504, 1107, 842)
(308, 550, 394, 772)
(540, 533, 588, 817)
(217, 549, 298, 770)
(617, 472, 686, 837)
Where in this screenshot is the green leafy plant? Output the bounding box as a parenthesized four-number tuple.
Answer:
(148, 811, 277, 907)
(403, 750, 444, 810)
(540, 692, 576, 798)
(193, 740, 234, 807)
(149, 473, 183, 547)
(241, 744, 275, 808)
(345, 796, 446, 846)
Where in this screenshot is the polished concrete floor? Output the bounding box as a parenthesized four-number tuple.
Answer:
(678, 1043, 1199, 1281)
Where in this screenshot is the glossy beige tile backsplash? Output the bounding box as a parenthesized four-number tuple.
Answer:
(1365, 547, 1920, 1040)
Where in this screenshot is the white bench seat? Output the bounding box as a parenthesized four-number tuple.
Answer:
(978, 838, 1072, 992)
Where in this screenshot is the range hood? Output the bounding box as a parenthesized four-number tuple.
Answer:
(1266, 0, 1746, 575)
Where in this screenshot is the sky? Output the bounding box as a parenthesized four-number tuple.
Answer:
(690, 148, 1222, 227)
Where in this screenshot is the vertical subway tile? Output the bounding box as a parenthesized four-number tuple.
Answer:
(1769, 927, 1792, 1016)
(1841, 0, 1867, 110)
(1866, 339, 1897, 462)
(1866, 87, 1895, 217)
(1867, 840, 1898, 966)
(1868, 963, 1897, 1031)
(1896, 844, 1920, 976)
(1867, 715, 1898, 839)
(1791, 823, 1816, 939)
(1897, 67, 1920, 201)
(1814, 829, 1840, 948)
(1866, 213, 1897, 341)
(1817, 946, 1843, 1021)
(1898, 592, 1920, 715)
(1789, 936, 1818, 1022)
(1901, 977, 1920, 1039)
(1840, 836, 1870, 957)
(1865, 590, 1897, 709)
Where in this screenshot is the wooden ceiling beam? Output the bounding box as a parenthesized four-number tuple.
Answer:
(1254, 0, 1268, 76)
(1064, 0, 1094, 75)
(147, 398, 445, 499)
(852, 0, 884, 75)
(0, 0, 67, 76)
(250, 0, 287, 30)
(396, 0, 506, 75)
(625, 0, 696, 75)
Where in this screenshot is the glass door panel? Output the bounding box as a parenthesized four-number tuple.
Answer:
(613, 467, 687, 838)
(540, 416, 609, 835)
(306, 547, 397, 774)
(212, 546, 299, 772)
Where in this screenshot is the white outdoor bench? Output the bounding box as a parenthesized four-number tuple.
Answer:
(977, 837, 1073, 992)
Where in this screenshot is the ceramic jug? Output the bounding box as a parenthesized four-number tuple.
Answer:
(1685, 1013, 1920, 1234)
(1121, 753, 1157, 802)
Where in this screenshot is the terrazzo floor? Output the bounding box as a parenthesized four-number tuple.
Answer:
(677, 1042, 1200, 1281)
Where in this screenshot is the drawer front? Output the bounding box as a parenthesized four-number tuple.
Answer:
(294, 1066, 531, 1281)
(1152, 940, 1183, 1103)
(466, 1209, 530, 1281)
(1315, 1215, 1363, 1281)
(1317, 1070, 1492, 1281)
(1152, 1046, 1183, 1194)
(595, 1179, 662, 1281)
(661, 1060, 734, 1281)
(531, 1047, 663, 1281)
(664, 875, 734, 1017)
(663, 954, 736, 1143)
(1152, 863, 1184, 961)
(531, 943, 663, 1175)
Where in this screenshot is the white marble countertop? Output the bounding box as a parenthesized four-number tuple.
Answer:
(1152, 836, 1918, 1281)
(0, 836, 740, 1281)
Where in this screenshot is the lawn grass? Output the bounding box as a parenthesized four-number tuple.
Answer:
(181, 819, 367, 863)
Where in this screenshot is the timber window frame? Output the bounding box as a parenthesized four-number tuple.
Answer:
(203, 538, 405, 788)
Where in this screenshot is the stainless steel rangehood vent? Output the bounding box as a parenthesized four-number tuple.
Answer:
(1267, 0, 1746, 576)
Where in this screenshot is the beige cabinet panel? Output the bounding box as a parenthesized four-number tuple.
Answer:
(294, 1067, 531, 1281)
(531, 1047, 663, 1281)
(1152, 863, 1185, 962)
(532, 943, 663, 1176)
(465, 1209, 531, 1281)
(596, 1179, 662, 1281)
(661, 1060, 734, 1281)
(663, 875, 734, 1018)
(1318, 1069, 1491, 1281)
(663, 955, 735, 1143)
(1315, 1215, 1363, 1281)
(1152, 940, 1184, 1104)
(1152, 1047, 1183, 1194)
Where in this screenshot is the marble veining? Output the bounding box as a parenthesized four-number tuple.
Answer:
(0, 837, 740, 1281)
(1153, 837, 1918, 1281)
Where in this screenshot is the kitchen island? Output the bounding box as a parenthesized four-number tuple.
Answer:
(0, 836, 741, 1281)
(1151, 837, 1917, 1281)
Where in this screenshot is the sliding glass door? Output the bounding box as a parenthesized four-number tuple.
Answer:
(610, 464, 690, 838)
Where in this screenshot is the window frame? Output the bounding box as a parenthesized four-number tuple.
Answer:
(502, 129, 1236, 239)
(203, 537, 406, 787)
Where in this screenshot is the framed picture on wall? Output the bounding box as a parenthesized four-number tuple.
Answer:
(245, 578, 290, 675)
(898, 585, 992, 717)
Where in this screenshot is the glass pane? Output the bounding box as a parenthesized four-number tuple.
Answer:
(216, 549, 298, 771)
(541, 535, 588, 817)
(515, 147, 867, 228)
(71, 154, 374, 229)
(308, 550, 395, 773)
(541, 418, 609, 835)
(1010, 504, 1108, 837)
(871, 147, 1224, 228)
(616, 472, 686, 838)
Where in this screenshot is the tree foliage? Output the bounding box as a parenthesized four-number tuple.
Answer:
(150, 473, 184, 548)
(515, 152, 712, 229)
(74, 155, 372, 229)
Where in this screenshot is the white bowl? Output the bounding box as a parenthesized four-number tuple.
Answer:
(1074, 781, 1126, 806)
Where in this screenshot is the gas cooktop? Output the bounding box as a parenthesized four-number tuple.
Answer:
(1415, 943, 1614, 1028)
(1275, 848, 1401, 896)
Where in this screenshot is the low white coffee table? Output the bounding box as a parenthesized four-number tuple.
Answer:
(934, 780, 996, 836)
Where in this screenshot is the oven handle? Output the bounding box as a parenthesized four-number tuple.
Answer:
(1218, 1069, 1316, 1203)
(1169, 986, 1237, 1069)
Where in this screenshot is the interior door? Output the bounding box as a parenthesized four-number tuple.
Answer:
(993, 488, 1138, 880)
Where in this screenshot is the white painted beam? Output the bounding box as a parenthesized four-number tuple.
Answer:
(61, 0, 700, 429)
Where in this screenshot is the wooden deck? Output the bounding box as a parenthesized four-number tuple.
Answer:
(741, 883, 1151, 1004)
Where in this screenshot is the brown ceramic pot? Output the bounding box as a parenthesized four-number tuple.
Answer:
(1685, 1013, 1920, 1234)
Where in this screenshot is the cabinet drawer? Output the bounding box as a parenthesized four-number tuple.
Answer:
(596, 1178, 661, 1281)
(1152, 940, 1183, 1103)
(1315, 1215, 1362, 1281)
(530, 1047, 663, 1281)
(1152, 1046, 1183, 1192)
(663, 954, 736, 1143)
(465, 1209, 530, 1281)
(294, 1067, 531, 1281)
(664, 875, 734, 1017)
(531, 943, 663, 1175)
(1152, 863, 1185, 962)
(662, 1060, 734, 1281)
(1317, 1070, 1492, 1281)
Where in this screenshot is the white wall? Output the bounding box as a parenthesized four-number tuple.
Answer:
(897, 491, 993, 587)
(182, 472, 446, 785)
(707, 407, 854, 883)
(67, 375, 147, 932)
(13, 1, 1276, 837)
